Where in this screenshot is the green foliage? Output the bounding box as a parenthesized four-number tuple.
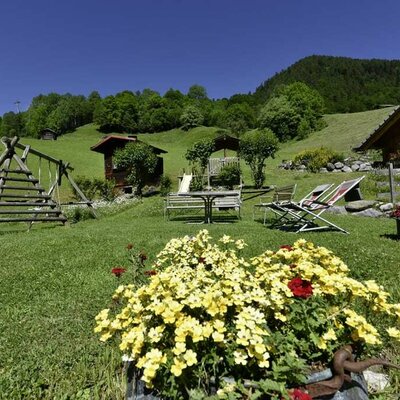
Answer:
(180, 105, 204, 131)
(222, 103, 256, 136)
(64, 206, 96, 223)
(216, 164, 241, 189)
(294, 147, 344, 172)
(94, 91, 138, 133)
(240, 129, 279, 188)
(72, 176, 117, 201)
(258, 82, 325, 141)
(113, 142, 158, 196)
(0, 111, 26, 137)
(254, 55, 400, 113)
(159, 175, 172, 196)
(185, 138, 215, 173)
(25, 93, 93, 138)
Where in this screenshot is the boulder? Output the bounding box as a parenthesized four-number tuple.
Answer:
(359, 164, 373, 172)
(363, 370, 390, 393)
(319, 168, 328, 173)
(379, 203, 393, 212)
(351, 163, 360, 171)
(352, 208, 384, 218)
(345, 200, 377, 212)
(326, 163, 335, 171)
(326, 206, 347, 215)
(297, 165, 307, 171)
(341, 166, 352, 173)
(334, 162, 344, 169)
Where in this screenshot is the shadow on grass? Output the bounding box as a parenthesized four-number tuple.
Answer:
(380, 233, 400, 241)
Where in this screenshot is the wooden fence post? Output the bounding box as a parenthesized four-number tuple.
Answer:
(388, 162, 395, 205)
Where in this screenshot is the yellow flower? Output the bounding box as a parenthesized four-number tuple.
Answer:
(387, 327, 400, 340)
(183, 349, 197, 366)
(233, 350, 248, 365)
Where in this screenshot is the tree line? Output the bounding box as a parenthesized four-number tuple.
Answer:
(0, 82, 325, 143)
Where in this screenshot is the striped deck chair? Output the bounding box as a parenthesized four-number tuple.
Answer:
(274, 176, 365, 234)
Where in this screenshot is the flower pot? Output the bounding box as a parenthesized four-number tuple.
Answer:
(125, 363, 369, 400)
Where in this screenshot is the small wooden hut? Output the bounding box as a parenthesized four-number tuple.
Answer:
(90, 135, 167, 190)
(40, 128, 58, 140)
(354, 106, 400, 163)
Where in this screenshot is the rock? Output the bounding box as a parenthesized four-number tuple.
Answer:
(326, 206, 347, 215)
(297, 165, 307, 171)
(351, 163, 360, 171)
(332, 168, 342, 173)
(326, 163, 335, 171)
(345, 200, 377, 212)
(359, 164, 373, 172)
(319, 168, 328, 173)
(353, 208, 384, 218)
(334, 162, 344, 169)
(380, 203, 393, 212)
(342, 166, 352, 173)
(363, 370, 390, 393)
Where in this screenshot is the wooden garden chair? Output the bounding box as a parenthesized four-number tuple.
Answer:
(273, 176, 365, 234)
(253, 183, 297, 224)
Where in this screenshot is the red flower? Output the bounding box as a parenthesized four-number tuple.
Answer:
(288, 277, 313, 299)
(287, 388, 312, 400)
(126, 243, 133, 250)
(280, 245, 293, 251)
(391, 206, 400, 218)
(111, 267, 126, 278)
(144, 269, 157, 276)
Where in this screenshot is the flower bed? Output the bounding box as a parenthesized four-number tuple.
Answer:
(95, 230, 400, 399)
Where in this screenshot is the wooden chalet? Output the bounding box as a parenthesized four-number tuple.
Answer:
(40, 128, 58, 140)
(354, 106, 400, 163)
(90, 135, 167, 190)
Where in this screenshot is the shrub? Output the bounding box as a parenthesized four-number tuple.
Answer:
(294, 147, 344, 172)
(159, 175, 172, 196)
(64, 206, 96, 223)
(71, 176, 117, 201)
(216, 164, 241, 189)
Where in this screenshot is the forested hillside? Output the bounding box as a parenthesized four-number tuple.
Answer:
(3, 55, 400, 140)
(254, 55, 400, 113)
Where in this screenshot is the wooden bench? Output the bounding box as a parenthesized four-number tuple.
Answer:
(212, 192, 242, 219)
(164, 194, 205, 220)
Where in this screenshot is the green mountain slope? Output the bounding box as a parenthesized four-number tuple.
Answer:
(18, 106, 395, 181)
(254, 55, 400, 113)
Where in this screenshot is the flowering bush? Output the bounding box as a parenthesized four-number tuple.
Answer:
(95, 230, 400, 399)
(390, 205, 400, 219)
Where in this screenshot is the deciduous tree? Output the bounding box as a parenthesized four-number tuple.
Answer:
(239, 129, 279, 188)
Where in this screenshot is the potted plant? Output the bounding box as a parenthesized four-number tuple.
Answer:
(95, 231, 400, 399)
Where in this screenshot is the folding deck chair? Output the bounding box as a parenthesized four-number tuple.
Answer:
(253, 184, 297, 224)
(268, 183, 333, 226)
(272, 176, 365, 234)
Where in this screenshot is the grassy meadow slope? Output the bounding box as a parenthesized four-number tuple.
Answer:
(1, 108, 400, 399)
(14, 106, 396, 198)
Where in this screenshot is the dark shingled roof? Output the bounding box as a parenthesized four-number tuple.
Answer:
(90, 135, 167, 154)
(353, 106, 400, 152)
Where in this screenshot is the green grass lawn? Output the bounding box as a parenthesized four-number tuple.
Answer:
(1, 197, 400, 399)
(1, 108, 399, 399)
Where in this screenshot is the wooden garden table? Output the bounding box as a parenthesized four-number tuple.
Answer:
(178, 190, 239, 224)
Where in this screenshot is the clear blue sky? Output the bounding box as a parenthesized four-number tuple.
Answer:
(1, 0, 400, 115)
